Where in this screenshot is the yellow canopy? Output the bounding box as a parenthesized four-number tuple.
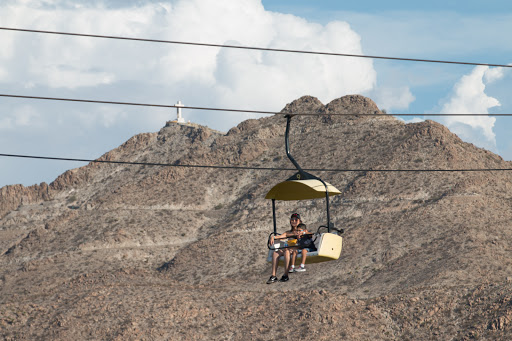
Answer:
(265, 179, 341, 201)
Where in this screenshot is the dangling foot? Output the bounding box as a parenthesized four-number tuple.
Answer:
(279, 274, 289, 282)
(266, 276, 278, 284)
(295, 265, 306, 272)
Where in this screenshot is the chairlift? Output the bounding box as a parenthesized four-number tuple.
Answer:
(266, 115, 344, 265)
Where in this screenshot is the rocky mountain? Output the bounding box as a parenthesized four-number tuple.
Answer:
(2, 94, 512, 340)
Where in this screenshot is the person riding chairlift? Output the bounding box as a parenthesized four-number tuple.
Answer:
(266, 213, 302, 284)
(289, 222, 315, 273)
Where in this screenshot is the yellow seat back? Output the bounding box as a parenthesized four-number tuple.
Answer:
(311, 232, 343, 263)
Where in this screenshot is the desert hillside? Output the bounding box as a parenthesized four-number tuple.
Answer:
(2, 94, 512, 340)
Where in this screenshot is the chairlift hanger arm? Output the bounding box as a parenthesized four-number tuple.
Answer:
(285, 114, 306, 178)
(284, 114, 333, 231)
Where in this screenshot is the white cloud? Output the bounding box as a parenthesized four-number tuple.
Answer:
(76, 105, 131, 129)
(15, 105, 40, 126)
(370, 86, 415, 112)
(398, 117, 424, 125)
(0, 105, 42, 131)
(31, 63, 116, 89)
(5, 0, 478, 187)
(440, 66, 504, 151)
(0, 0, 380, 133)
(156, 0, 378, 124)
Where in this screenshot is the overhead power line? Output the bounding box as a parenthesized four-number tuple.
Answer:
(0, 94, 277, 115)
(1, 153, 512, 173)
(1, 27, 511, 68)
(1, 94, 511, 117)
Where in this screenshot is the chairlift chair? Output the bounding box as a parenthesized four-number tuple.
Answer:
(266, 115, 344, 265)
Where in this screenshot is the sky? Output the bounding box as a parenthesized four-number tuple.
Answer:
(1, 0, 512, 188)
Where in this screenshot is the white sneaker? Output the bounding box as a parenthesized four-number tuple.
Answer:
(289, 267, 295, 273)
(295, 266, 306, 272)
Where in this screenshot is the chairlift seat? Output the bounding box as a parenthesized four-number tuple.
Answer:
(267, 232, 343, 265)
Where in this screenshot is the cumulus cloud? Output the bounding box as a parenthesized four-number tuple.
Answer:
(0, 105, 42, 131)
(370, 86, 415, 112)
(0, 0, 381, 130)
(31, 63, 116, 89)
(397, 117, 425, 125)
(439, 66, 504, 152)
(0, 0, 388, 187)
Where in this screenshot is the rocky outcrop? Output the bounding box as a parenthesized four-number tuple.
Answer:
(0, 183, 51, 218)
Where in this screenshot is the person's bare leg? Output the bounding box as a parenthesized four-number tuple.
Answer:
(301, 249, 308, 267)
(272, 251, 281, 276)
(283, 250, 290, 276)
(289, 248, 297, 271)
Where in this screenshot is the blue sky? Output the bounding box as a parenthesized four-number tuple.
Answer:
(262, 0, 512, 153)
(263, 0, 512, 14)
(1, 0, 511, 188)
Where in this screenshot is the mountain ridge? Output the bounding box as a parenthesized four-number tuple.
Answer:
(2, 94, 512, 340)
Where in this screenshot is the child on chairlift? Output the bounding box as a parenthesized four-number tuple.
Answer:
(289, 222, 314, 273)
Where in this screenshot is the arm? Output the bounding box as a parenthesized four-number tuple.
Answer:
(299, 229, 314, 239)
(270, 231, 293, 244)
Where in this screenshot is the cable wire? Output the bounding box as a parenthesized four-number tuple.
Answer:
(0, 94, 277, 115)
(1, 94, 511, 117)
(1, 27, 511, 68)
(1, 153, 511, 173)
